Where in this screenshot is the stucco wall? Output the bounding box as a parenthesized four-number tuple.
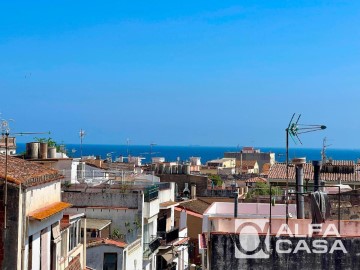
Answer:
(87, 245, 123, 270)
(26, 181, 61, 214)
(159, 175, 208, 196)
(62, 191, 141, 209)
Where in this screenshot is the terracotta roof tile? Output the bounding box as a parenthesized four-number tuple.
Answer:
(268, 162, 360, 182)
(29, 202, 72, 221)
(177, 199, 211, 214)
(87, 238, 127, 249)
(0, 154, 63, 187)
(245, 177, 267, 183)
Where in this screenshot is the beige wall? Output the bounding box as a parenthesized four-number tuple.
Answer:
(26, 181, 61, 214)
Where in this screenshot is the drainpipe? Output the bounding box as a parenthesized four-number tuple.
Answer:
(83, 218, 87, 268)
(293, 158, 306, 219)
(234, 190, 239, 218)
(312, 161, 322, 192)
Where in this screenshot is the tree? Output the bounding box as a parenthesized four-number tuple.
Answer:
(209, 174, 223, 187)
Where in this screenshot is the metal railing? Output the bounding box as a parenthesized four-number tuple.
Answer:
(144, 185, 159, 202)
(158, 227, 179, 244)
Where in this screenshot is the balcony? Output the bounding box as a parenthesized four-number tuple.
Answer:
(144, 238, 161, 259)
(158, 227, 179, 245)
(144, 185, 159, 202)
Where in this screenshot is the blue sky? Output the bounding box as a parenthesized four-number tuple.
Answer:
(0, 1, 360, 148)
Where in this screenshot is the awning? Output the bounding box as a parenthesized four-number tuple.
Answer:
(157, 247, 178, 263)
(82, 218, 112, 230)
(28, 202, 72, 221)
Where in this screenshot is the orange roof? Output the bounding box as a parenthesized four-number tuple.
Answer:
(88, 238, 128, 249)
(29, 202, 72, 221)
(0, 154, 63, 187)
(245, 177, 267, 183)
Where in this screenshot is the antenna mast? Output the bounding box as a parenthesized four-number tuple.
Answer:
(79, 129, 86, 160)
(1, 116, 49, 231)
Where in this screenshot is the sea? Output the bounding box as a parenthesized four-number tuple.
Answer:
(16, 144, 360, 164)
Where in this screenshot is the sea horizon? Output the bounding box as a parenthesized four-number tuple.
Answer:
(15, 143, 360, 164)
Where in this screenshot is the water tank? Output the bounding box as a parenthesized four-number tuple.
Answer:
(48, 147, 57, 158)
(164, 165, 171, 174)
(159, 164, 165, 174)
(183, 164, 191, 175)
(172, 165, 178, 174)
(177, 164, 183, 174)
(26, 142, 39, 159)
(39, 142, 48, 159)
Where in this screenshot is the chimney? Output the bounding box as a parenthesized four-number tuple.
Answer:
(292, 157, 306, 219)
(191, 184, 196, 199)
(312, 161, 322, 192)
(234, 189, 239, 218)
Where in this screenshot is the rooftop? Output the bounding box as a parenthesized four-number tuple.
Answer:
(177, 199, 211, 215)
(0, 154, 63, 187)
(87, 238, 128, 249)
(268, 161, 360, 182)
(82, 218, 112, 230)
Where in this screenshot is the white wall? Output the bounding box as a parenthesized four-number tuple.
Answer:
(26, 181, 61, 214)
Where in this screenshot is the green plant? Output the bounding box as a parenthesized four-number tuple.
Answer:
(34, 137, 58, 148)
(246, 182, 282, 199)
(133, 218, 141, 229)
(209, 174, 223, 186)
(63, 181, 71, 189)
(125, 222, 134, 233)
(112, 229, 123, 239)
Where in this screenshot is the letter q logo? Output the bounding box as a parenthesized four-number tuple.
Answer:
(234, 219, 270, 259)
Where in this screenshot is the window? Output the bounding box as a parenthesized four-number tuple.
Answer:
(61, 231, 68, 258)
(69, 220, 81, 252)
(103, 253, 117, 270)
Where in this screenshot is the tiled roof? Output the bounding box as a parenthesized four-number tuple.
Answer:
(87, 238, 127, 249)
(64, 254, 82, 270)
(236, 160, 257, 168)
(29, 202, 72, 221)
(268, 162, 360, 182)
(245, 177, 267, 183)
(0, 154, 63, 187)
(177, 199, 211, 214)
(160, 201, 179, 208)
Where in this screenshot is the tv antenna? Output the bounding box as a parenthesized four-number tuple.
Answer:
(1, 116, 50, 230)
(321, 137, 332, 164)
(79, 129, 86, 160)
(284, 113, 326, 224)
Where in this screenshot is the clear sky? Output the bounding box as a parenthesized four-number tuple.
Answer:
(1, 1, 360, 148)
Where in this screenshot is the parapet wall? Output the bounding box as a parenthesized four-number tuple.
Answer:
(210, 233, 360, 270)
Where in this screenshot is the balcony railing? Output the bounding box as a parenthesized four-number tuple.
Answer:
(144, 238, 161, 258)
(158, 227, 179, 244)
(144, 185, 159, 202)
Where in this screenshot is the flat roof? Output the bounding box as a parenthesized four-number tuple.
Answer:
(82, 218, 112, 230)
